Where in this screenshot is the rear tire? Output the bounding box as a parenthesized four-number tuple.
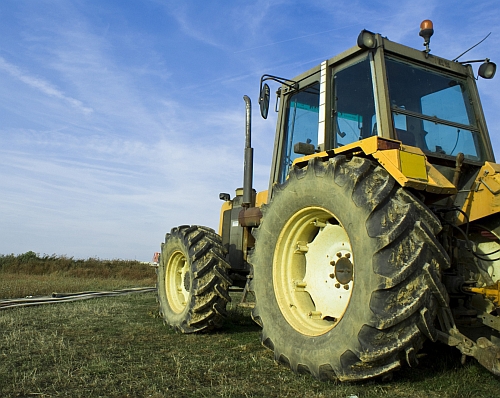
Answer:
(157, 225, 232, 333)
(251, 156, 449, 381)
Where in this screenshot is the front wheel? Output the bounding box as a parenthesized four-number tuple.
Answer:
(251, 156, 449, 381)
(157, 225, 232, 333)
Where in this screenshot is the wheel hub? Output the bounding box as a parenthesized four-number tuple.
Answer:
(304, 223, 354, 321)
(273, 206, 355, 336)
(183, 272, 191, 291)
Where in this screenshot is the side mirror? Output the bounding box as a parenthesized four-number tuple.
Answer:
(259, 83, 270, 119)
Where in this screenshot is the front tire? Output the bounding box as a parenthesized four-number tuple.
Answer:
(157, 225, 232, 333)
(251, 156, 449, 381)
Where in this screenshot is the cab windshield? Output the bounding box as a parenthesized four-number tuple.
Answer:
(385, 57, 484, 161)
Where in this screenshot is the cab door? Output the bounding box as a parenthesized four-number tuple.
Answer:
(269, 71, 321, 187)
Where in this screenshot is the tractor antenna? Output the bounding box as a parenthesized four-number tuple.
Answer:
(452, 32, 491, 62)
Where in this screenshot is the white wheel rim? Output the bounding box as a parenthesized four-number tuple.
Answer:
(165, 250, 190, 313)
(273, 207, 354, 336)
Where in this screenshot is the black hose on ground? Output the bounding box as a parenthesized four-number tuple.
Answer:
(0, 287, 156, 310)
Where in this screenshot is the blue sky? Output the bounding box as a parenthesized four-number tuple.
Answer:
(1, 0, 499, 261)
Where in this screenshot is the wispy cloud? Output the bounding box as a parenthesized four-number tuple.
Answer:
(159, 3, 226, 49)
(0, 56, 93, 115)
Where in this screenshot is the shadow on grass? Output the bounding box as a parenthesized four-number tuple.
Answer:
(219, 310, 490, 386)
(155, 291, 496, 390)
(395, 340, 466, 380)
(223, 306, 262, 334)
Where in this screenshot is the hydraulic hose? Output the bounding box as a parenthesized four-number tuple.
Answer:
(0, 287, 156, 310)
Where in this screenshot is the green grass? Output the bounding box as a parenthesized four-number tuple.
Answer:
(1, 253, 499, 397)
(1, 294, 498, 398)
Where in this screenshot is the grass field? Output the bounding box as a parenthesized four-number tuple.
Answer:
(0, 252, 156, 299)
(1, 253, 499, 397)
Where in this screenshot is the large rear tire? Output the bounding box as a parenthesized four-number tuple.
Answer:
(251, 156, 449, 381)
(157, 225, 232, 333)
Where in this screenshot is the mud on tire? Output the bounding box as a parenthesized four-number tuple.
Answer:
(157, 225, 232, 333)
(250, 156, 450, 381)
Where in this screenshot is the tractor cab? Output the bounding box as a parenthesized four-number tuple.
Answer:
(260, 22, 496, 189)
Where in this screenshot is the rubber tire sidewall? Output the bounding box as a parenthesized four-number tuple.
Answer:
(252, 162, 383, 377)
(157, 232, 193, 329)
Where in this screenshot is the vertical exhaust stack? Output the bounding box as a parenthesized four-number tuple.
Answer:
(243, 95, 253, 208)
(239, 95, 262, 228)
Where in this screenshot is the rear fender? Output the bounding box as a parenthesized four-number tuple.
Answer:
(292, 136, 456, 195)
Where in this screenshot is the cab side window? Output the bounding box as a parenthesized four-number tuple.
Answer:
(280, 82, 320, 182)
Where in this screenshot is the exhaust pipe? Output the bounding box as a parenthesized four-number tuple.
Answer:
(243, 95, 253, 207)
(239, 95, 262, 228)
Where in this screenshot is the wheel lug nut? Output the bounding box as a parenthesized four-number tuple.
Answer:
(344, 285, 349, 290)
(335, 283, 341, 288)
(329, 273, 335, 279)
(336, 252, 342, 258)
(345, 253, 351, 259)
(330, 260, 336, 266)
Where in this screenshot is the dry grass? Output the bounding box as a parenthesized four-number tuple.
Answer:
(0, 273, 155, 299)
(1, 294, 498, 397)
(0, 252, 499, 397)
(0, 252, 155, 299)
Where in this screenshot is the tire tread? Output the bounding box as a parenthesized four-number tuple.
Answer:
(157, 225, 232, 333)
(251, 155, 448, 381)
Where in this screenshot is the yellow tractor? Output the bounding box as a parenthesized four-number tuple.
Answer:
(157, 20, 500, 381)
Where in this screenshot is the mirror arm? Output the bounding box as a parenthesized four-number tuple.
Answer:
(259, 75, 299, 119)
(259, 74, 299, 91)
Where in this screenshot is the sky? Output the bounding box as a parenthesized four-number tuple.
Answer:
(1, 0, 500, 261)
